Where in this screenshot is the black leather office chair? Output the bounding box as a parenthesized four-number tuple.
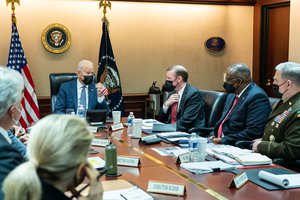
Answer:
(198, 89, 228, 135)
(49, 73, 77, 113)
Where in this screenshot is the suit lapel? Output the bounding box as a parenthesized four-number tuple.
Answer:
(71, 80, 78, 111)
(88, 84, 96, 110)
(177, 84, 189, 115)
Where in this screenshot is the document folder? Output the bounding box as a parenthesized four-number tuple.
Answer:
(232, 167, 296, 190)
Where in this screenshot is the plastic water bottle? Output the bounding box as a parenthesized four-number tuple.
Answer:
(127, 112, 135, 136)
(189, 133, 199, 162)
(77, 104, 86, 118)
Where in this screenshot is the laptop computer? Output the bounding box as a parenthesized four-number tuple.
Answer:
(152, 123, 177, 133)
(86, 109, 107, 125)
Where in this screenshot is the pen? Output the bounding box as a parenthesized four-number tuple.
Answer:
(72, 167, 110, 198)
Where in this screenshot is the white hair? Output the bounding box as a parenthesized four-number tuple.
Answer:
(0, 66, 24, 119)
(3, 114, 93, 200)
(77, 60, 93, 70)
(275, 62, 300, 86)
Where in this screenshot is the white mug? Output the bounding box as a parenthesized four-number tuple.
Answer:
(132, 118, 143, 138)
(112, 111, 121, 124)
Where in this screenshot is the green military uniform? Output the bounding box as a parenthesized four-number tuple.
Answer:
(257, 92, 300, 159)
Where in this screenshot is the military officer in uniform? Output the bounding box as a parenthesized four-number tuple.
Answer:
(253, 62, 300, 166)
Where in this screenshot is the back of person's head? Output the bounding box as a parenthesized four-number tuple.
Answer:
(275, 62, 300, 87)
(227, 63, 252, 83)
(77, 60, 93, 70)
(167, 65, 189, 82)
(0, 66, 24, 119)
(3, 114, 93, 200)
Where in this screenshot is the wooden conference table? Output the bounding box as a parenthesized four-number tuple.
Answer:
(91, 120, 300, 200)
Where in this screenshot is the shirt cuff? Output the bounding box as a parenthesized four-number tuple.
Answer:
(163, 104, 169, 113)
(97, 96, 104, 103)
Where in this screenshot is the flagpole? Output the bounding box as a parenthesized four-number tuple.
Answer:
(6, 0, 20, 24)
(99, 0, 111, 24)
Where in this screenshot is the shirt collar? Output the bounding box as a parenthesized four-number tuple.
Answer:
(77, 79, 85, 90)
(237, 83, 251, 98)
(0, 127, 12, 144)
(177, 83, 187, 96)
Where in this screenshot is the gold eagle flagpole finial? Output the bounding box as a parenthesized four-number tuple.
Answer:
(6, 0, 20, 24)
(99, 0, 111, 23)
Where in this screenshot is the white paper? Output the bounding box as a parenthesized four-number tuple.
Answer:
(151, 147, 183, 156)
(87, 157, 105, 169)
(180, 160, 236, 174)
(102, 186, 153, 200)
(258, 171, 300, 188)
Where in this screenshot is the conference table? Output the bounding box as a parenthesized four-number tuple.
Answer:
(91, 119, 300, 200)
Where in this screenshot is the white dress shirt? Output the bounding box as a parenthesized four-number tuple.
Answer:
(163, 83, 187, 113)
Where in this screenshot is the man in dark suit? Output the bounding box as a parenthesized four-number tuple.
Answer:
(54, 60, 108, 114)
(159, 65, 205, 133)
(0, 67, 24, 200)
(211, 63, 271, 146)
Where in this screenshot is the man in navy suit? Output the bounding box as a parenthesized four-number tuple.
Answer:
(211, 63, 271, 146)
(54, 60, 108, 114)
(0, 67, 24, 200)
(159, 65, 205, 133)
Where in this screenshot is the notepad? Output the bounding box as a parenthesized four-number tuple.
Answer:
(235, 153, 272, 166)
(258, 171, 300, 189)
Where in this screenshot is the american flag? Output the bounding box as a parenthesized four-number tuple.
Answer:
(7, 15, 40, 129)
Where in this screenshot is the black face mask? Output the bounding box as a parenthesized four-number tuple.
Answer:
(164, 80, 176, 91)
(272, 84, 282, 98)
(223, 82, 236, 93)
(82, 75, 94, 85)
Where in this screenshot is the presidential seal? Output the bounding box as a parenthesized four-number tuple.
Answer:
(205, 37, 226, 53)
(41, 23, 71, 54)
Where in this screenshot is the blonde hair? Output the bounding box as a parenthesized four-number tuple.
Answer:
(3, 114, 93, 200)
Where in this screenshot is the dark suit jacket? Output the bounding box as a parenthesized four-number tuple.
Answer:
(0, 134, 23, 200)
(54, 79, 108, 114)
(41, 179, 70, 200)
(159, 83, 205, 133)
(213, 83, 271, 145)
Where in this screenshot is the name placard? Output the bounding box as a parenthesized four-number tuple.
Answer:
(111, 123, 124, 131)
(87, 126, 98, 133)
(117, 156, 140, 167)
(229, 172, 248, 189)
(91, 139, 110, 147)
(140, 135, 158, 141)
(176, 152, 190, 164)
(147, 180, 186, 196)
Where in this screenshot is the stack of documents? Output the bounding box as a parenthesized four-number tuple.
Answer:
(235, 153, 272, 166)
(258, 171, 300, 189)
(180, 161, 235, 174)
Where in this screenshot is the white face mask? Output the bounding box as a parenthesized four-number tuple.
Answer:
(12, 105, 22, 124)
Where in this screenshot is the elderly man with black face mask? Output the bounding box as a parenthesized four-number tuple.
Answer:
(253, 62, 300, 168)
(54, 60, 108, 114)
(0, 67, 25, 199)
(159, 65, 205, 133)
(210, 63, 271, 146)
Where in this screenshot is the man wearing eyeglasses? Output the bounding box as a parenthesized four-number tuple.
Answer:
(54, 60, 108, 114)
(210, 63, 271, 146)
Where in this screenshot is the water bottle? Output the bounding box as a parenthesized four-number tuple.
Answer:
(127, 112, 135, 136)
(77, 104, 86, 118)
(189, 133, 199, 162)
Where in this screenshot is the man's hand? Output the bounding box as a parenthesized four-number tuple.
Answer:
(164, 93, 179, 107)
(96, 83, 108, 97)
(212, 137, 222, 144)
(252, 138, 262, 152)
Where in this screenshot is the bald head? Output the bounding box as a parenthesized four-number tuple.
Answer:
(226, 63, 252, 84)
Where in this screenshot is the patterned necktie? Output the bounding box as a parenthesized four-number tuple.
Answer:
(171, 102, 178, 124)
(79, 86, 87, 109)
(217, 96, 239, 138)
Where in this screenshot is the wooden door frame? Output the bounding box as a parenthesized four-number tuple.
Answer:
(252, 0, 290, 85)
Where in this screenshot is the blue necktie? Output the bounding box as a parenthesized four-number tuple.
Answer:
(79, 86, 87, 109)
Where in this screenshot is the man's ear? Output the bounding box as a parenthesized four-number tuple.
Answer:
(75, 163, 87, 185)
